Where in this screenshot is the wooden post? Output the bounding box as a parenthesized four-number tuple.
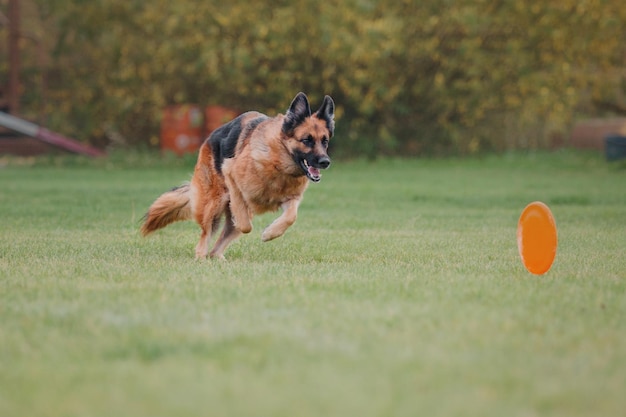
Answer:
(8, 0, 21, 115)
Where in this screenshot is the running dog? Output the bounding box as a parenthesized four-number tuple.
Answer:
(141, 92, 335, 259)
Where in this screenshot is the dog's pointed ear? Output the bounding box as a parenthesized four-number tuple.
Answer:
(315, 95, 335, 136)
(283, 92, 311, 135)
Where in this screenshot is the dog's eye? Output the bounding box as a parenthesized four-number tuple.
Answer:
(301, 135, 314, 147)
(321, 137, 329, 147)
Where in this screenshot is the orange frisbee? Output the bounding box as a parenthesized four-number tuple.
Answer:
(517, 201, 558, 275)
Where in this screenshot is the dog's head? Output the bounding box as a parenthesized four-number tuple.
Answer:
(282, 92, 335, 182)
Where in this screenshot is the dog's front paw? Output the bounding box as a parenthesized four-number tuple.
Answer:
(233, 220, 253, 234)
(261, 227, 282, 242)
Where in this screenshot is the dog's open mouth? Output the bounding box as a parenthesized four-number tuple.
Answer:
(301, 159, 322, 182)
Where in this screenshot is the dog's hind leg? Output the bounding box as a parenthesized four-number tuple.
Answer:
(261, 198, 301, 242)
(195, 199, 225, 259)
(195, 215, 222, 259)
(210, 207, 242, 260)
(195, 229, 210, 259)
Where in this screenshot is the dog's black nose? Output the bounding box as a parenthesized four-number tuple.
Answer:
(317, 157, 331, 169)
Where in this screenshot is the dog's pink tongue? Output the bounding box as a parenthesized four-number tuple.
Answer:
(308, 166, 320, 177)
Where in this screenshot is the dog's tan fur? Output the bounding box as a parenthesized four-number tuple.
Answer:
(141, 92, 335, 259)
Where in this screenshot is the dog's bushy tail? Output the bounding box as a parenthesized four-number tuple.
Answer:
(141, 183, 192, 236)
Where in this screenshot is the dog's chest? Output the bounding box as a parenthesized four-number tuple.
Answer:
(248, 174, 308, 212)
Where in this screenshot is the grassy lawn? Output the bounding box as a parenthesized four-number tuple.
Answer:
(1, 151, 624, 417)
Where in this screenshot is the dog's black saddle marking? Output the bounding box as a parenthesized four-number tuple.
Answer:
(208, 113, 268, 174)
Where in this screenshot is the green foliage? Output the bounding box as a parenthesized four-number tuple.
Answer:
(5, 0, 626, 155)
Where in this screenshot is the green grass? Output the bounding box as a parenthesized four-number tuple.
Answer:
(1, 151, 625, 417)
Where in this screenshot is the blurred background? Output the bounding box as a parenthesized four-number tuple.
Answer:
(1, 0, 625, 158)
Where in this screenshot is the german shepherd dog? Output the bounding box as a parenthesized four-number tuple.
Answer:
(141, 92, 335, 259)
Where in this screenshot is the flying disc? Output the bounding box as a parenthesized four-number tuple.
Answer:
(517, 201, 558, 275)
